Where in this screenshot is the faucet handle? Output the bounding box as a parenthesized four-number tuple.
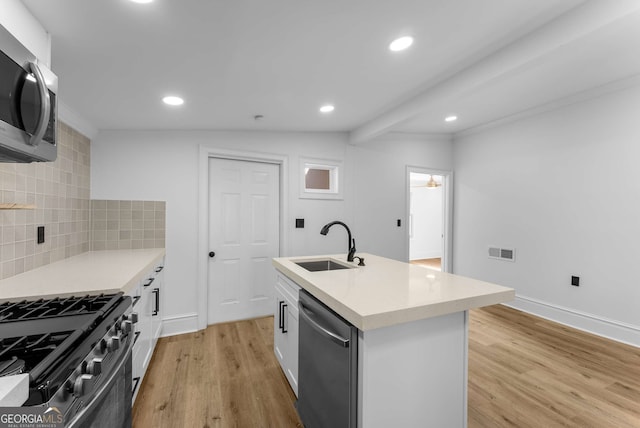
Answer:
(353, 256, 365, 266)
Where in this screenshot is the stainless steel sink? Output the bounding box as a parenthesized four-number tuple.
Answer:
(294, 260, 354, 272)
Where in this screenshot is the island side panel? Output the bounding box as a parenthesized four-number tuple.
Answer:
(358, 311, 468, 428)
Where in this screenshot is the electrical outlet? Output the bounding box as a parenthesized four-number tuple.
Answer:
(571, 276, 580, 287)
(37, 226, 45, 244)
(295, 218, 304, 228)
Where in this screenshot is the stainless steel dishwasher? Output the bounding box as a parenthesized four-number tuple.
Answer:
(297, 289, 358, 428)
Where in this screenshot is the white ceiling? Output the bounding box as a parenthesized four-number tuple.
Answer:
(19, 0, 640, 139)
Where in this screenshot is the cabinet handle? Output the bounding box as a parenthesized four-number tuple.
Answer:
(133, 331, 141, 345)
(282, 303, 288, 333)
(132, 295, 141, 307)
(144, 277, 155, 287)
(155, 266, 164, 273)
(132, 377, 141, 396)
(152, 288, 160, 316)
(278, 301, 285, 331)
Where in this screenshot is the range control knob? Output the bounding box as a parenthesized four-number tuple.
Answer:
(86, 358, 103, 376)
(120, 320, 132, 335)
(107, 336, 121, 352)
(73, 374, 94, 397)
(126, 312, 139, 324)
(98, 339, 107, 354)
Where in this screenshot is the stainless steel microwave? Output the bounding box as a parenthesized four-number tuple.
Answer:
(0, 24, 57, 162)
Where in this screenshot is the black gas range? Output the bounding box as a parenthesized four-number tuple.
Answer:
(0, 292, 135, 427)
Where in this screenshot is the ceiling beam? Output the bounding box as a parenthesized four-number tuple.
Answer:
(348, 0, 640, 145)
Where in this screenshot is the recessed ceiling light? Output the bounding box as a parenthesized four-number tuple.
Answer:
(162, 96, 184, 106)
(319, 105, 335, 113)
(129, 0, 153, 3)
(389, 36, 414, 52)
(445, 115, 458, 122)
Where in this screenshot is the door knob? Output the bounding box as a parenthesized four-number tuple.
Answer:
(209, 251, 215, 258)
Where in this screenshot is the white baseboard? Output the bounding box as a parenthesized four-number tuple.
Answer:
(504, 295, 640, 348)
(161, 312, 199, 337)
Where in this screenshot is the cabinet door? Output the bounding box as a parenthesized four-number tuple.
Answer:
(140, 276, 154, 369)
(150, 264, 164, 347)
(274, 285, 288, 368)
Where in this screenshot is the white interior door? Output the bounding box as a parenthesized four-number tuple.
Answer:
(208, 158, 280, 324)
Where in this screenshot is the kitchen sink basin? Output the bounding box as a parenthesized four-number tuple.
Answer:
(294, 259, 354, 272)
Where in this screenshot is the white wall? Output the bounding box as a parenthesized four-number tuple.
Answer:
(0, 0, 51, 66)
(92, 130, 352, 328)
(349, 134, 453, 261)
(92, 130, 452, 333)
(410, 185, 443, 260)
(453, 84, 640, 345)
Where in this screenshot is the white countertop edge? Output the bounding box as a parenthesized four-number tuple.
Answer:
(0, 249, 166, 303)
(273, 253, 515, 331)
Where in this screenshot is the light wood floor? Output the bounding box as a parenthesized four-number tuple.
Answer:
(133, 306, 640, 428)
(410, 257, 441, 271)
(132, 317, 303, 427)
(469, 305, 640, 427)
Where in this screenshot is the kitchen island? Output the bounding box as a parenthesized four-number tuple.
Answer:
(273, 253, 514, 428)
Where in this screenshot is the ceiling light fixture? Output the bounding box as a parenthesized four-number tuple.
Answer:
(389, 36, 414, 52)
(319, 105, 335, 113)
(129, 0, 154, 3)
(162, 96, 184, 106)
(445, 115, 457, 122)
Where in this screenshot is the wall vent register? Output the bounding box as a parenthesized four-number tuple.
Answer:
(488, 246, 515, 262)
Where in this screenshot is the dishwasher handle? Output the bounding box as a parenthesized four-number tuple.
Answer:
(299, 302, 349, 347)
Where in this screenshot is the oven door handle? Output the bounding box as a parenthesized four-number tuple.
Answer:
(66, 335, 133, 428)
(27, 62, 51, 147)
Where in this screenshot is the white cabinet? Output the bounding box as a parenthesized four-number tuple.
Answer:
(273, 272, 300, 396)
(129, 258, 165, 403)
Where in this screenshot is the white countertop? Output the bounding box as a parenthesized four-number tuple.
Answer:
(272, 253, 515, 331)
(0, 249, 165, 302)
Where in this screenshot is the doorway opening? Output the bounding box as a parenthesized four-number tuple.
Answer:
(406, 167, 452, 272)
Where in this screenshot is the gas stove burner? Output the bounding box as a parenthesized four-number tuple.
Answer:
(0, 294, 120, 323)
(0, 356, 25, 377)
